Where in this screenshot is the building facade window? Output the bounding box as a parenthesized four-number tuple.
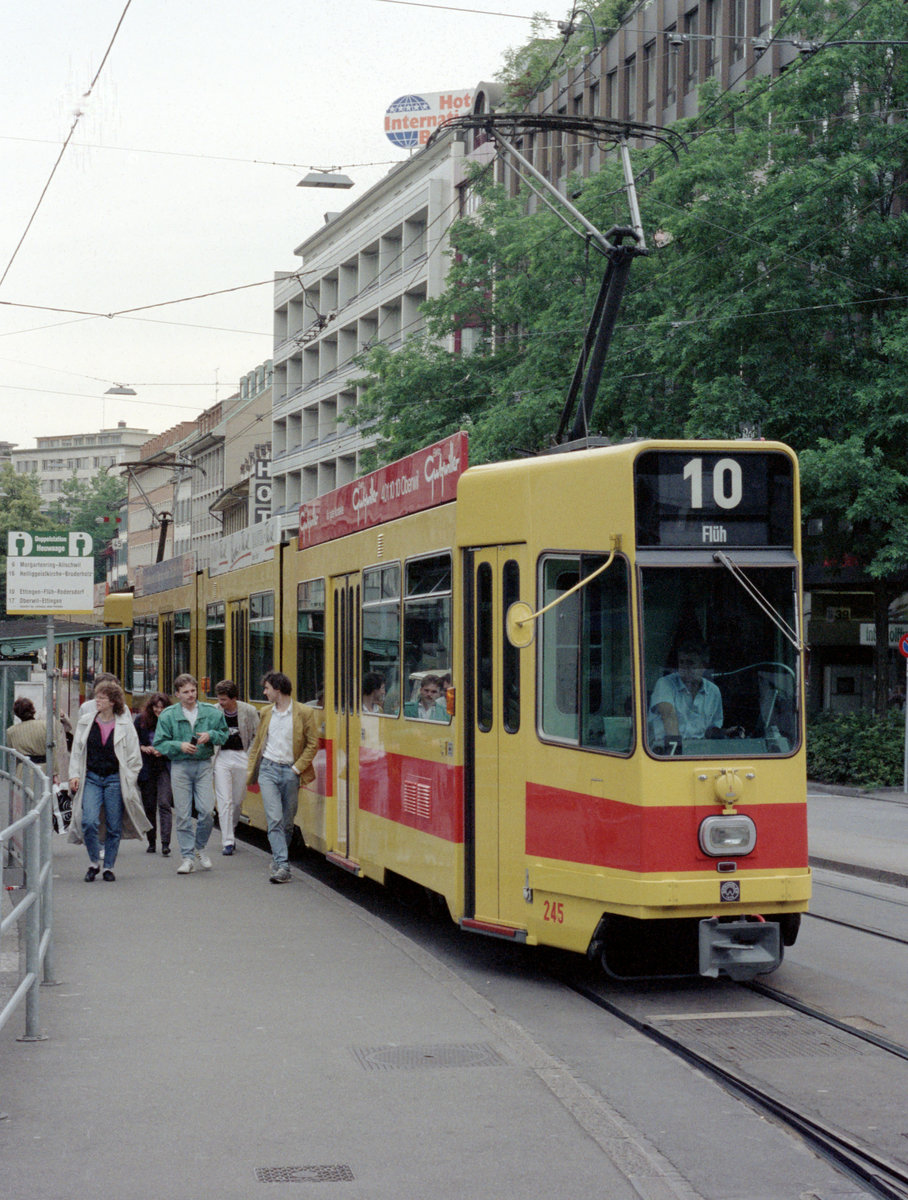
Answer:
(664, 30, 678, 106)
(625, 55, 637, 121)
(684, 9, 700, 92)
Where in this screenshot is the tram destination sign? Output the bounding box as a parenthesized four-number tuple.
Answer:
(5, 529, 95, 614)
(299, 433, 468, 550)
(634, 450, 794, 549)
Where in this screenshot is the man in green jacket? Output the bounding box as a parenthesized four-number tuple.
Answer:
(246, 671, 319, 884)
(154, 674, 228, 874)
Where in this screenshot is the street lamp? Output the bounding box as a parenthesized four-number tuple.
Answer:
(297, 171, 354, 189)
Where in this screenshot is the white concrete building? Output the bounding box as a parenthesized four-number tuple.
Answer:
(10, 421, 150, 512)
(271, 132, 467, 534)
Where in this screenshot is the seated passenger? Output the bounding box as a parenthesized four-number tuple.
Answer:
(404, 675, 448, 722)
(650, 640, 723, 750)
(362, 673, 386, 714)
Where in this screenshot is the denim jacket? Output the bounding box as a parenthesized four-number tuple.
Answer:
(153, 702, 229, 761)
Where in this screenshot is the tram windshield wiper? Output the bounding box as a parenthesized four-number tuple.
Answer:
(713, 551, 807, 654)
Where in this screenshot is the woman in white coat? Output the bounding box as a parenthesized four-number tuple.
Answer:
(68, 680, 150, 882)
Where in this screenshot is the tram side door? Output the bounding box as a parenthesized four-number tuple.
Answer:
(227, 600, 248, 699)
(329, 574, 360, 859)
(464, 545, 528, 927)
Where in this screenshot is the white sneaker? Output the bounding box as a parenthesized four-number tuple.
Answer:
(196, 851, 212, 871)
(177, 857, 195, 874)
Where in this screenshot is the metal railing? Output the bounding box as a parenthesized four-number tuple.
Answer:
(0, 748, 56, 1046)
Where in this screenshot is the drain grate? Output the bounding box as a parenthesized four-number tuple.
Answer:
(255, 1165, 355, 1183)
(351, 1041, 505, 1071)
(664, 1015, 880, 1061)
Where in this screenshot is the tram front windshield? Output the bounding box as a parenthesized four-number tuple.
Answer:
(640, 564, 800, 758)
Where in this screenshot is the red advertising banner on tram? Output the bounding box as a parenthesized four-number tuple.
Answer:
(298, 433, 468, 550)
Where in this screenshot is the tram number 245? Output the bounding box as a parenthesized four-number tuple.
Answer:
(543, 900, 565, 924)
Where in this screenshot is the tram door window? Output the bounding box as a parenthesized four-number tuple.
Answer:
(362, 564, 401, 715)
(332, 574, 361, 857)
(538, 555, 633, 753)
(227, 601, 248, 700)
(206, 603, 225, 694)
(297, 579, 325, 706)
(249, 591, 274, 698)
(160, 615, 174, 697)
(465, 545, 527, 926)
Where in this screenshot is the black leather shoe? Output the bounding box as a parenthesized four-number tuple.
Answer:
(146, 843, 156, 853)
(161, 846, 171, 857)
(84, 866, 100, 882)
(102, 869, 116, 882)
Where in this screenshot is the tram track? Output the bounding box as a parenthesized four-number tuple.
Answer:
(744, 979, 908, 1062)
(564, 972, 908, 1200)
(804, 909, 908, 947)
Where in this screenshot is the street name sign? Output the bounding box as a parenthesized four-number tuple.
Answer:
(6, 530, 95, 614)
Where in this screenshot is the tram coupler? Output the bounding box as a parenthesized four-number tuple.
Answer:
(698, 916, 781, 981)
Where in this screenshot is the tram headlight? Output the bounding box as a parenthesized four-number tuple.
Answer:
(698, 814, 756, 857)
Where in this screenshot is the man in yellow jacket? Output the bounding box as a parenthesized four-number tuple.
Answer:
(246, 671, 319, 884)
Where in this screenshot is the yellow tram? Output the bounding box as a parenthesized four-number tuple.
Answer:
(108, 435, 810, 980)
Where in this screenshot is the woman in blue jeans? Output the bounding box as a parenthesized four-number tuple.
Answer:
(68, 681, 150, 882)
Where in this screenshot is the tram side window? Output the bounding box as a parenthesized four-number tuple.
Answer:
(298, 578, 325, 706)
(207, 603, 225, 693)
(362, 564, 401, 715)
(249, 592, 274, 697)
(174, 610, 191, 678)
(132, 616, 159, 697)
(403, 553, 452, 724)
(539, 554, 633, 753)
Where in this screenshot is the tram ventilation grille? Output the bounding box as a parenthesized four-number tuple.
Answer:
(351, 1041, 506, 1071)
(662, 1015, 882, 1061)
(255, 1165, 355, 1184)
(402, 778, 431, 821)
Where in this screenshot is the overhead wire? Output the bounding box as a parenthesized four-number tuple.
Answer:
(0, 0, 134, 292)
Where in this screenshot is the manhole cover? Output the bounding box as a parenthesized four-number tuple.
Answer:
(352, 1042, 505, 1071)
(255, 1165, 355, 1183)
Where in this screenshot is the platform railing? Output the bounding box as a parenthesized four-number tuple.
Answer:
(0, 747, 56, 1047)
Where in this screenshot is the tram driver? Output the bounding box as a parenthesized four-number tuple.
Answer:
(650, 640, 726, 754)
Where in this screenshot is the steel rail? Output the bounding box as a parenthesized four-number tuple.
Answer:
(567, 976, 908, 1200)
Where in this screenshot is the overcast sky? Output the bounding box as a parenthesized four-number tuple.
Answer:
(1, 0, 561, 451)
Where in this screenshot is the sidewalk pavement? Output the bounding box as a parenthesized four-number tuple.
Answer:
(808, 781, 908, 887)
(0, 836, 689, 1200)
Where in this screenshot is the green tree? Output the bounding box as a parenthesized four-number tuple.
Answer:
(799, 438, 908, 714)
(0, 465, 54, 618)
(356, 0, 908, 466)
(48, 471, 127, 584)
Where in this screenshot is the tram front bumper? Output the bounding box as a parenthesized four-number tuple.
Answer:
(698, 916, 781, 981)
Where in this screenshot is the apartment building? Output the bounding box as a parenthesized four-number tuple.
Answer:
(270, 133, 467, 534)
(10, 421, 150, 511)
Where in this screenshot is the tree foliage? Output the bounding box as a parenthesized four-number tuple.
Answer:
(48, 471, 127, 584)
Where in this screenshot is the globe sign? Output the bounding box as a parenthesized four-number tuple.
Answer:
(385, 94, 432, 149)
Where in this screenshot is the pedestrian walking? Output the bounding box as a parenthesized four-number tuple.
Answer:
(134, 692, 174, 856)
(246, 671, 318, 884)
(213, 679, 259, 854)
(67, 680, 150, 882)
(153, 674, 228, 874)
